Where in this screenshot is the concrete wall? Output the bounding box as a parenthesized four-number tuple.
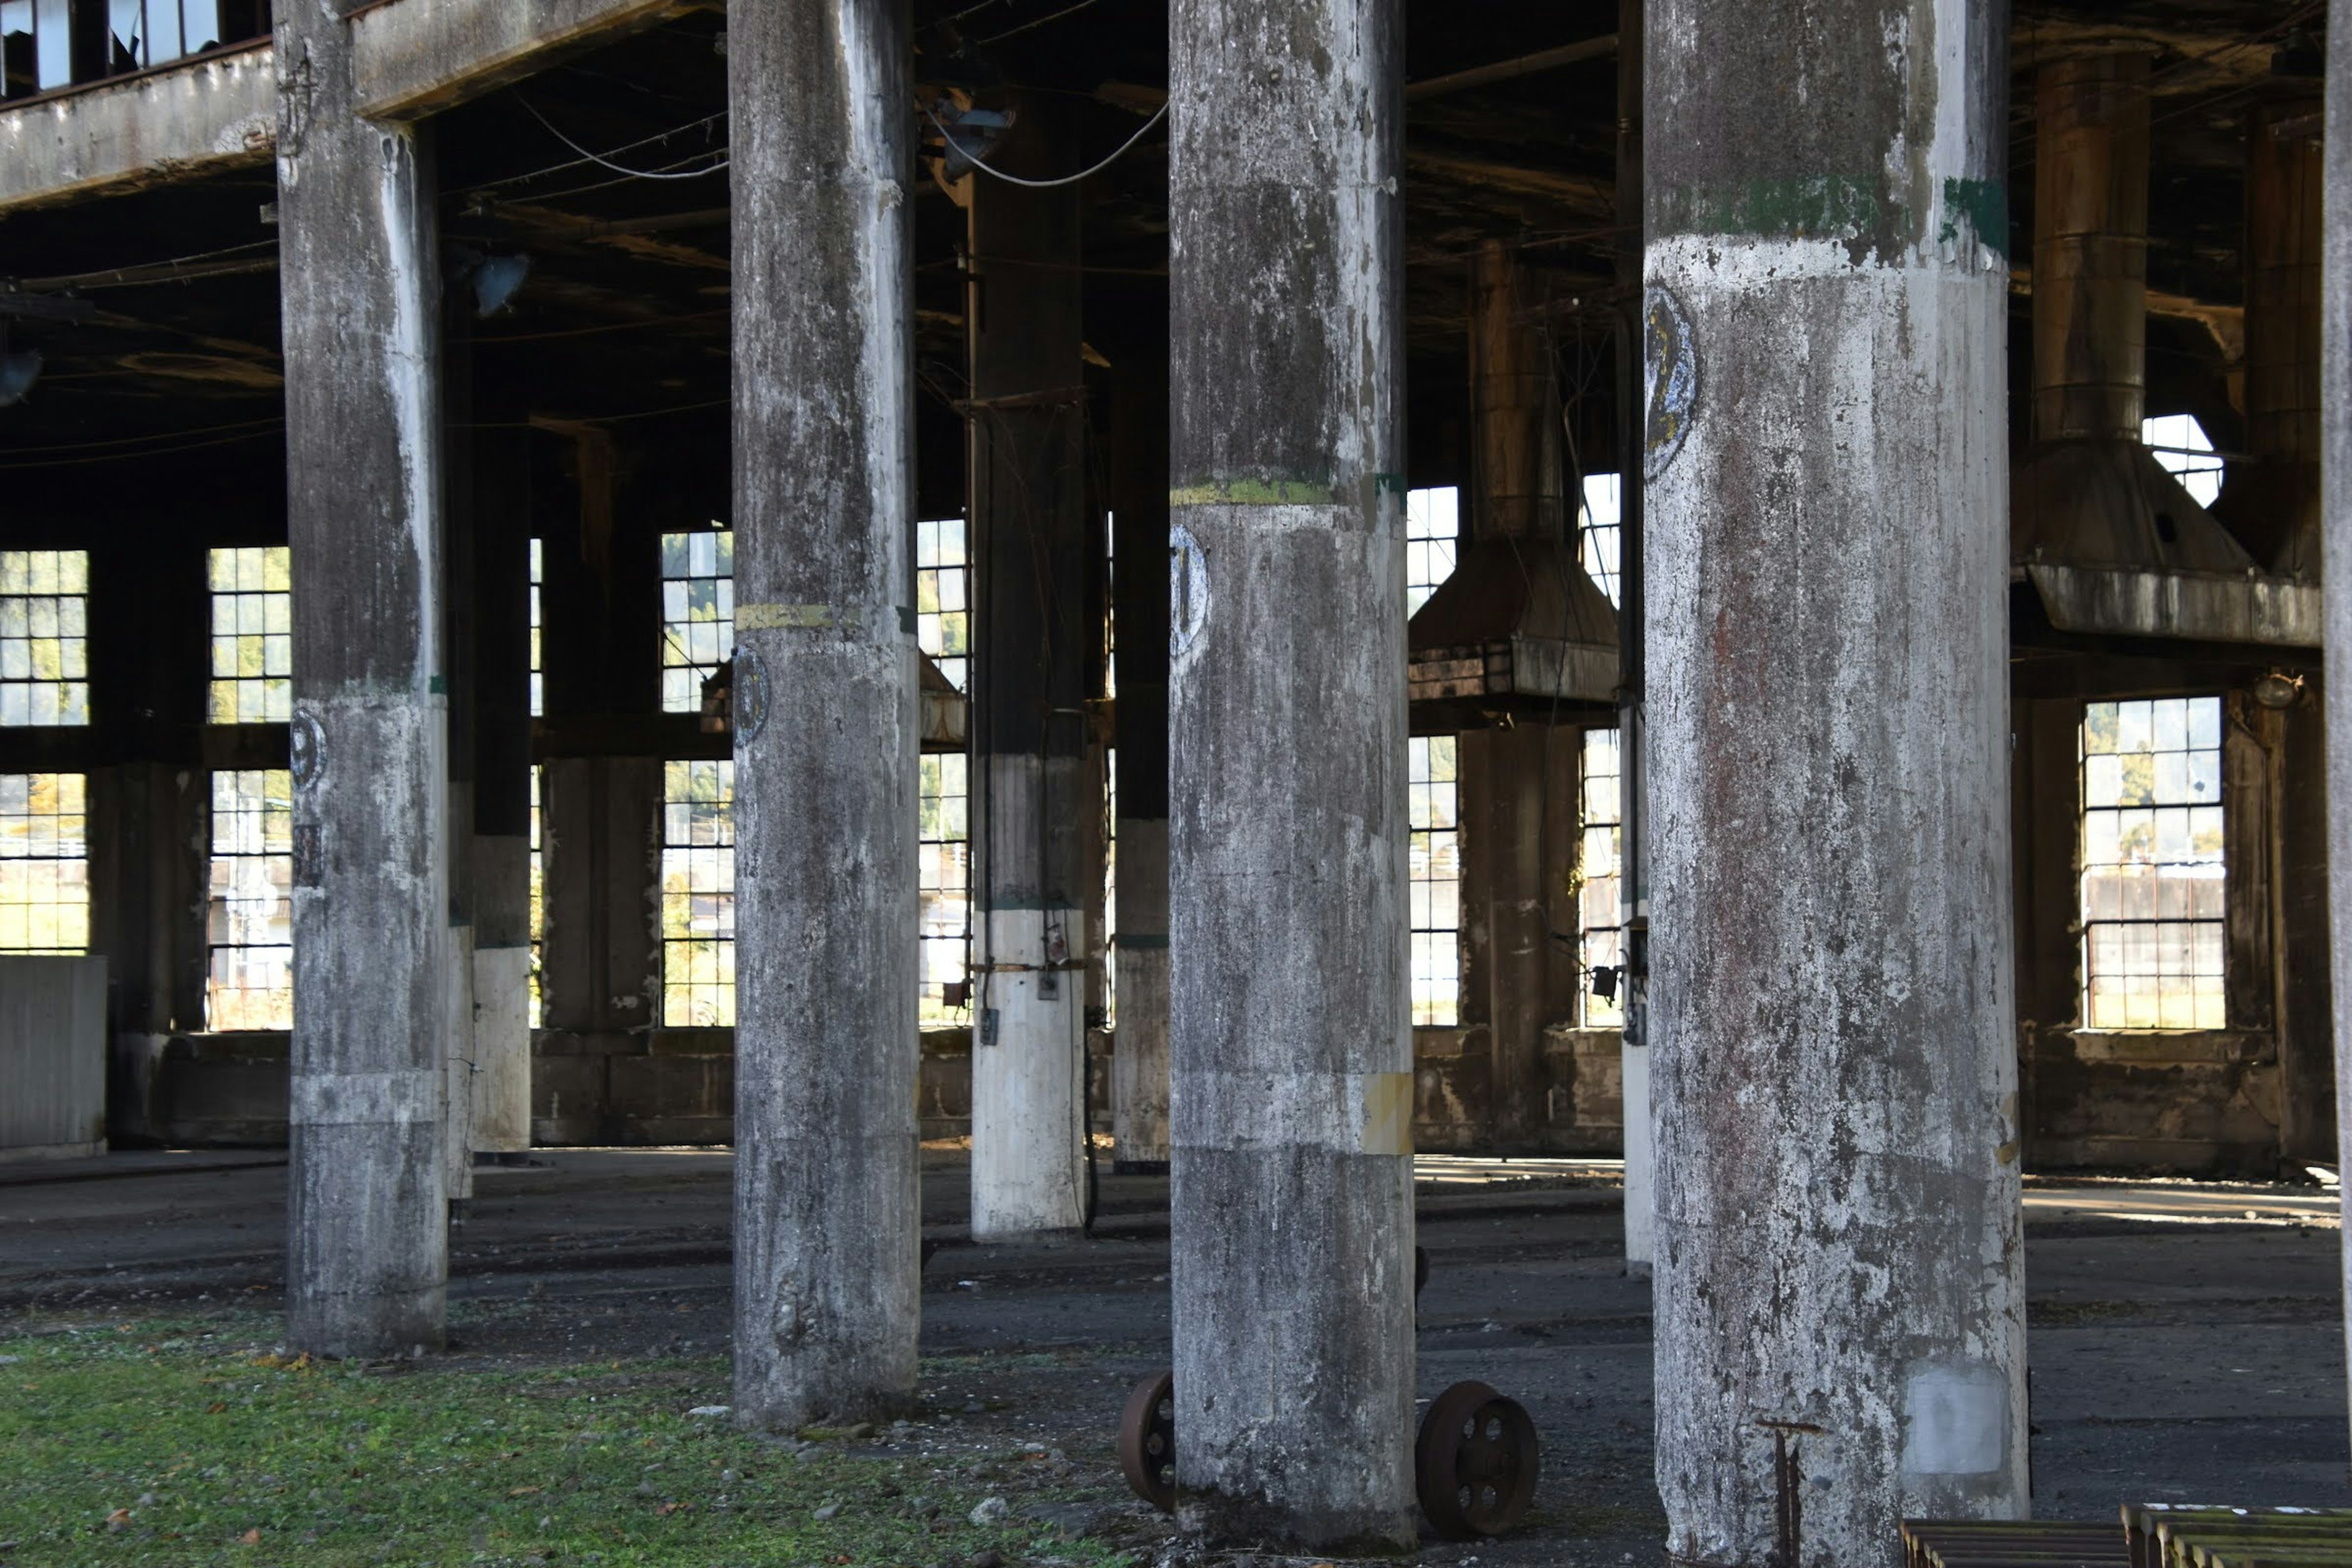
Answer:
(0, 956, 109, 1159)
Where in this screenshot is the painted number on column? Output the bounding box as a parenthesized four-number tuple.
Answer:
(733, 648, 771, 744)
(1170, 523, 1208, 665)
(1643, 285, 1699, 483)
(289, 709, 326, 790)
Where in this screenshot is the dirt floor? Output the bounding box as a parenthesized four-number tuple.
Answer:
(1, 1148, 2345, 1565)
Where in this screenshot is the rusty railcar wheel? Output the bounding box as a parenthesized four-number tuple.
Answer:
(1415, 1379, 1539, 1539)
(1118, 1368, 1177, 1512)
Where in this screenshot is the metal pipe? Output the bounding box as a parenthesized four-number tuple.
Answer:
(2032, 52, 2153, 444)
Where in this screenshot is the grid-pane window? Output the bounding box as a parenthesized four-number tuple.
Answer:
(659, 530, 733, 715)
(1578, 474, 1623, 609)
(661, 760, 734, 1026)
(0, 773, 87, 953)
(208, 546, 290, 725)
(1409, 735, 1460, 1027)
(1406, 487, 1458, 617)
(2144, 414, 2223, 509)
(2081, 697, 2225, 1030)
(921, 754, 970, 1023)
(0, 549, 89, 728)
(529, 764, 544, 1029)
(916, 518, 969, 692)
(1579, 728, 1624, 1026)
(529, 537, 545, 720)
(207, 769, 292, 1030)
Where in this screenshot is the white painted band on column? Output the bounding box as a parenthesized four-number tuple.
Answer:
(292, 1068, 440, 1128)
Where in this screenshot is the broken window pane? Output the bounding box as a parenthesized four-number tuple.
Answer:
(1409, 734, 1460, 1027)
(1406, 487, 1458, 617)
(1579, 727, 1624, 1027)
(206, 768, 293, 1030)
(661, 758, 734, 1027)
(658, 528, 733, 715)
(2143, 413, 2224, 509)
(1578, 474, 1623, 609)
(0, 549, 89, 728)
(0, 772, 88, 954)
(2079, 696, 2225, 1030)
(206, 545, 291, 724)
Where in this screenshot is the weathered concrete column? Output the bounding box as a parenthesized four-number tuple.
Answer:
(966, 102, 1091, 1239)
(276, 6, 452, 1357)
(2320, 0, 2352, 1458)
(1168, 0, 1414, 1550)
(1646, 3, 2026, 1562)
(1110, 316, 1172, 1173)
(470, 431, 534, 1154)
(728, 0, 921, 1428)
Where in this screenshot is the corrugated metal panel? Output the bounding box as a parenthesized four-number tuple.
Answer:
(0, 955, 108, 1158)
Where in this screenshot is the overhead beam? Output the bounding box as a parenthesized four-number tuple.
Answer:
(351, 0, 708, 121)
(0, 42, 274, 214)
(1404, 33, 1616, 102)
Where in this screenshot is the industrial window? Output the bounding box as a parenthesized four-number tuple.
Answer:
(529, 537, 545, 720)
(659, 529, 733, 715)
(1102, 744, 1117, 1025)
(0, 549, 88, 728)
(661, 759, 734, 1027)
(2143, 414, 2223, 508)
(919, 753, 970, 1023)
(0, 772, 87, 954)
(1578, 728, 1624, 1027)
(1409, 735, 1461, 1027)
(2081, 697, 2225, 1030)
(1578, 474, 1623, 609)
(1406, 486, 1458, 617)
(916, 517, 969, 692)
(528, 764, 544, 1029)
(208, 545, 290, 725)
(1, 2, 239, 97)
(206, 768, 293, 1031)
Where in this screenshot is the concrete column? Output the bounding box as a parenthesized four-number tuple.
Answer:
(2319, 0, 2352, 1456)
(1646, 3, 2026, 1562)
(1168, 0, 1414, 1551)
(728, 0, 921, 1429)
(1110, 320, 1171, 1173)
(470, 432, 534, 1153)
(966, 100, 1091, 1240)
(275, 6, 452, 1357)
(1615, 0, 1654, 1272)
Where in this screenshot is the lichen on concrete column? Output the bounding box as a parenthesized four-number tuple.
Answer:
(726, 0, 921, 1429)
(1167, 0, 1414, 1551)
(1645, 3, 2027, 1563)
(275, 5, 453, 1359)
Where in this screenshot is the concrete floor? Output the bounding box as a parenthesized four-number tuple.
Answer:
(1, 1148, 2344, 1564)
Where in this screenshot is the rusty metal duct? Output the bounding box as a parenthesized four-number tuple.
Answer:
(2215, 97, 2324, 578)
(2012, 53, 2319, 648)
(1409, 243, 1619, 719)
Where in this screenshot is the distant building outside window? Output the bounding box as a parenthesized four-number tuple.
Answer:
(1578, 728, 1625, 1027)
(0, 549, 89, 728)
(2081, 697, 2225, 1030)
(207, 768, 293, 1030)
(1578, 474, 1623, 609)
(2143, 414, 2223, 508)
(659, 530, 733, 715)
(1409, 734, 1461, 1027)
(208, 546, 291, 725)
(661, 759, 734, 1027)
(916, 518, 969, 693)
(1406, 487, 1458, 617)
(0, 772, 88, 954)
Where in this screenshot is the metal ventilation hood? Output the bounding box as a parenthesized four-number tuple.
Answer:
(2011, 53, 2318, 650)
(1408, 243, 1618, 722)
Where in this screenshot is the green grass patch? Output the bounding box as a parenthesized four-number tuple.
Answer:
(0, 1313, 1128, 1567)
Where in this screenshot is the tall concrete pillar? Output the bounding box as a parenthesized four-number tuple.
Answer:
(1646, 4, 2026, 1562)
(470, 432, 534, 1154)
(276, 6, 452, 1357)
(1109, 319, 1171, 1173)
(2319, 0, 2352, 1458)
(966, 102, 1091, 1239)
(728, 0, 920, 1429)
(1168, 0, 1414, 1551)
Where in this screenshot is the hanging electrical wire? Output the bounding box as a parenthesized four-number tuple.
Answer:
(520, 99, 729, 182)
(924, 99, 1167, 190)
